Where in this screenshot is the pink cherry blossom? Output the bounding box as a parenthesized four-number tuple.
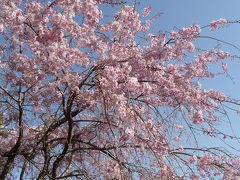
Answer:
(0, 0, 239, 179)
(237, 109, 240, 117)
(210, 18, 227, 31)
(142, 6, 151, 17)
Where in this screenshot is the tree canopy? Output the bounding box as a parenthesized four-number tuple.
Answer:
(0, 0, 240, 179)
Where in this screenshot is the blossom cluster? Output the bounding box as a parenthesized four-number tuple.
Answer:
(210, 18, 227, 31)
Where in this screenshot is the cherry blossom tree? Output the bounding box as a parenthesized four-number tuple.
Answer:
(0, 0, 240, 179)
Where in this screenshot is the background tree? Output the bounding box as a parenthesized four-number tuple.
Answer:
(0, 0, 240, 179)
